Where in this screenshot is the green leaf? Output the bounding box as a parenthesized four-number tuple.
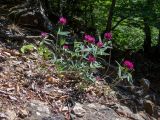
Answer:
(60, 39, 66, 46)
(58, 31, 70, 36)
(20, 44, 36, 53)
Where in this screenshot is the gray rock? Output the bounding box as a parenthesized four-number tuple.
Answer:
(115, 103, 145, 120)
(62, 106, 68, 112)
(26, 100, 65, 120)
(26, 100, 51, 119)
(28, 100, 50, 115)
(73, 103, 86, 117)
(0, 112, 8, 120)
(5, 109, 16, 120)
(76, 103, 120, 120)
(42, 114, 65, 120)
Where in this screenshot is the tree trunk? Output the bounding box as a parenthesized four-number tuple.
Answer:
(143, 18, 151, 55)
(101, 0, 116, 38)
(105, 0, 116, 32)
(158, 29, 160, 45)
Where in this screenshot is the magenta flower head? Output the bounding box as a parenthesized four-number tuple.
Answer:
(96, 76, 102, 81)
(97, 41, 103, 48)
(123, 60, 134, 70)
(41, 32, 48, 38)
(84, 34, 95, 43)
(59, 17, 67, 25)
(87, 55, 96, 63)
(63, 45, 69, 49)
(104, 32, 112, 40)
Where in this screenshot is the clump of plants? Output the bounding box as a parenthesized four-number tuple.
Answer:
(20, 16, 134, 84)
(115, 60, 134, 85)
(42, 17, 113, 81)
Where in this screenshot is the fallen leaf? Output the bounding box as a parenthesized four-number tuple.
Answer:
(47, 77, 60, 84)
(15, 83, 20, 94)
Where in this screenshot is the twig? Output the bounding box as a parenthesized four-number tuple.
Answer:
(0, 90, 14, 95)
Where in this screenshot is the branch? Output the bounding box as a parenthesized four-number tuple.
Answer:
(111, 17, 127, 30)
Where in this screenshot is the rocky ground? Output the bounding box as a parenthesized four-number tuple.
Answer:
(0, 34, 158, 120)
(0, 4, 160, 120)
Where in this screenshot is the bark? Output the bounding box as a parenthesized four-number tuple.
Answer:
(105, 0, 116, 32)
(143, 18, 151, 55)
(101, 0, 116, 38)
(141, 0, 156, 57)
(158, 29, 160, 45)
(156, 29, 160, 60)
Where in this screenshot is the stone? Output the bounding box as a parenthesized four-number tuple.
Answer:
(110, 91, 116, 95)
(28, 100, 50, 114)
(116, 103, 132, 115)
(87, 103, 106, 110)
(140, 78, 150, 93)
(42, 114, 65, 120)
(0, 112, 8, 120)
(144, 100, 154, 115)
(115, 104, 145, 120)
(73, 103, 86, 117)
(87, 103, 97, 109)
(6, 109, 16, 120)
(76, 103, 120, 120)
(139, 111, 155, 120)
(18, 109, 28, 118)
(26, 100, 51, 119)
(131, 113, 145, 120)
(62, 106, 68, 112)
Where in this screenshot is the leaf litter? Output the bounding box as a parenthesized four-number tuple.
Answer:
(1, 44, 158, 120)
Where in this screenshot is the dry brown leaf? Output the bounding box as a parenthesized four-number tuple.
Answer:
(15, 83, 20, 94)
(3, 51, 11, 56)
(2, 83, 12, 88)
(47, 77, 60, 84)
(59, 95, 69, 102)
